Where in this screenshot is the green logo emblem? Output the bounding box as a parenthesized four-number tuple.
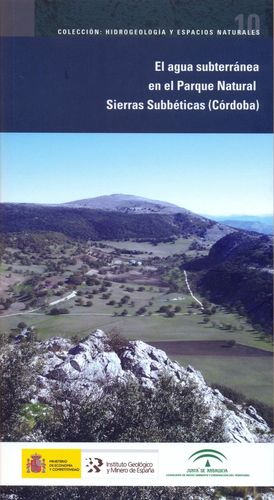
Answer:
(188, 449, 227, 468)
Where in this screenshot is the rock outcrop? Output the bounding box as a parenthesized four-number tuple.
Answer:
(18, 329, 271, 443)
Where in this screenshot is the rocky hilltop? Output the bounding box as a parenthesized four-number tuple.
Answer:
(6, 329, 270, 443)
(63, 193, 190, 214)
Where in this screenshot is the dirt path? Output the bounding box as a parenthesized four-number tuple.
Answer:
(0, 290, 77, 318)
(183, 270, 204, 309)
(49, 290, 77, 306)
(0, 311, 191, 318)
(0, 308, 40, 318)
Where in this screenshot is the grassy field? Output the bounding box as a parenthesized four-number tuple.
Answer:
(103, 237, 209, 258)
(1, 311, 272, 405)
(1, 235, 272, 407)
(171, 354, 273, 406)
(1, 305, 272, 350)
(0, 264, 7, 274)
(1, 275, 272, 352)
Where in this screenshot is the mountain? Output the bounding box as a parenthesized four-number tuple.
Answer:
(1, 330, 271, 443)
(207, 215, 273, 235)
(0, 201, 233, 242)
(186, 232, 273, 334)
(191, 232, 273, 269)
(63, 193, 191, 214)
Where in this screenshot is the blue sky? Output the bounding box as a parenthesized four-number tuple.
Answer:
(1, 133, 272, 215)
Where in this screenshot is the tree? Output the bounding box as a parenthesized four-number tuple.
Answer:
(202, 316, 210, 324)
(17, 322, 27, 330)
(136, 307, 147, 315)
(49, 307, 69, 315)
(67, 274, 83, 286)
(0, 343, 37, 440)
(158, 305, 169, 314)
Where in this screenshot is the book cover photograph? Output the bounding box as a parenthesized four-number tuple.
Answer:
(0, 0, 273, 498)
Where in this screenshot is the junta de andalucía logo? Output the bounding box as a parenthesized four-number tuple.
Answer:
(188, 448, 227, 468)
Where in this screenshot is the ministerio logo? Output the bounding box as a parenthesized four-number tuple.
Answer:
(22, 449, 81, 478)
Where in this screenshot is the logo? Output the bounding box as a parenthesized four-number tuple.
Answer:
(26, 453, 46, 474)
(85, 457, 104, 473)
(165, 446, 253, 480)
(22, 449, 81, 478)
(188, 448, 227, 468)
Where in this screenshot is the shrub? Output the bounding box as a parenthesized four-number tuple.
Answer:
(224, 339, 236, 347)
(42, 376, 225, 443)
(0, 486, 216, 500)
(212, 384, 273, 429)
(105, 330, 129, 354)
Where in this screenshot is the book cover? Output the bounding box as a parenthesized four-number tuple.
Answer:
(0, 0, 273, 498)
